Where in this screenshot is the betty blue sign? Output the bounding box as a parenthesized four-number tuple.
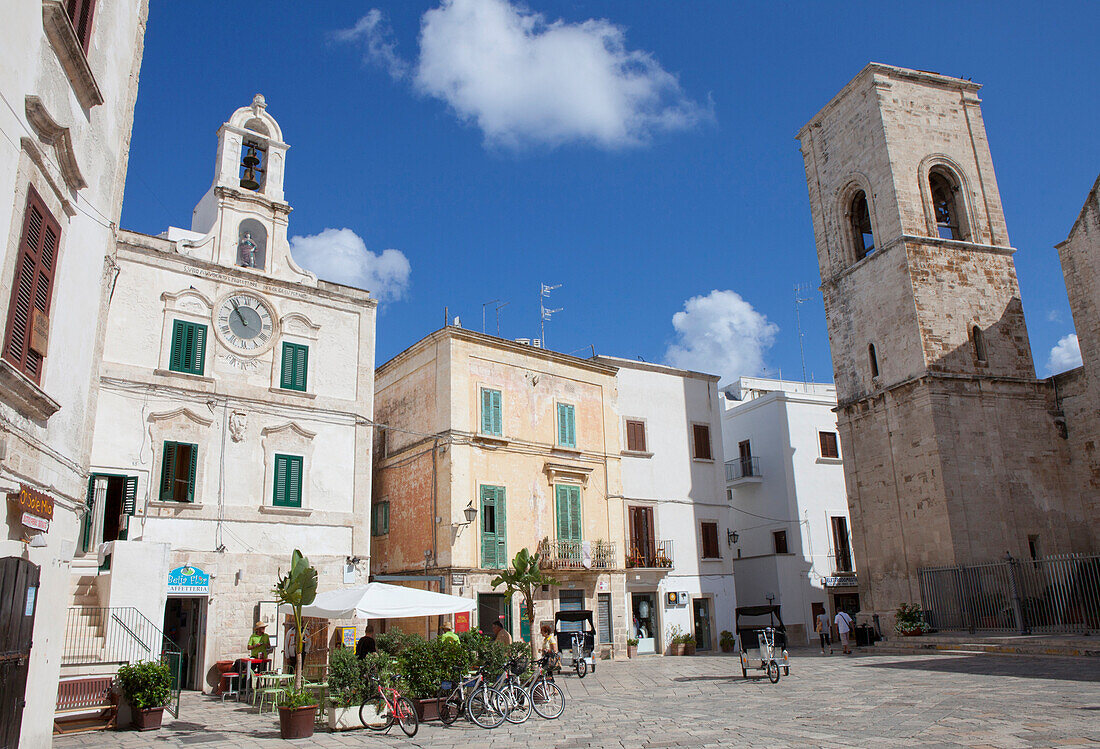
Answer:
(167, 565, 210, 596)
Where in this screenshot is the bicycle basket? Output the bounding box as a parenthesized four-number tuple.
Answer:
(508, 659, 527, 676)
(440, 680, 454, 691)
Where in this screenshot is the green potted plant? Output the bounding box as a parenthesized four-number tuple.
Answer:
(397, 635, 446, 721)
(684, 634, 698, 656)
(893, 603, 930, 637)
(666, 625, 686, 656)
(719, 630, 736, 653)
(626, 638, 638, 658)
(327, 646, 370, 731)
(273, 549, 319, 739)
(115, 660, 171, 731)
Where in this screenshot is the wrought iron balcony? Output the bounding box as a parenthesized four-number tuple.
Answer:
(626, 540, 674, 569)
(537, 538, 616, 570)
(725, 456, 762, 483)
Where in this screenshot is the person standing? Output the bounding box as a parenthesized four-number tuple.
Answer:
(439, 621, 460, 644)
(492, 620, 512, 645)
(834, 609, 854, 654)
(356, 625, 377, 658)
(815, 610, 832, 655)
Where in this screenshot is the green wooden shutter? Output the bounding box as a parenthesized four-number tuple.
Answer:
(288, 456, 302, 507)
(495, 486, 506, 566)
(192, 325, 206, 374)
(280, 343, 295, 389)
(186, 444, 198, 502)
(555, 484, 570, 541)
(280, 343, 309, 391)
(567, 486, 582, 541)
(481, 485, 502, 568)
(295, 345, 308, 390)
(491, 390, 502, 435)
(556, 485, 581, 541)
(169, 321, 206, 375)
(274, 455, 288, 506)
(159, 442, 177, 500)
(557, 404, 575, 447)
(169, 321, 185, 372)
(273, 454, 303, 507)
(480, 389, 492, 434)
(381, 501, 389, 534)
(81, 476, 96, 552)
(122, 476, 138, 515)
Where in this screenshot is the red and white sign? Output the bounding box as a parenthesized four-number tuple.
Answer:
(454, 611, 470, 633)
(21, 512, 49, 532)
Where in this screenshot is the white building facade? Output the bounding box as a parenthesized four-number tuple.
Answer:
(0, 2, 148, 745)
(721, 377, 857, 645)
(596, 357, 736, 654)
(82, 97, 376, 693)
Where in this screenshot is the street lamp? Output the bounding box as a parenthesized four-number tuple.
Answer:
(453, 502, 478, 528)
(726, 529, 739, 546)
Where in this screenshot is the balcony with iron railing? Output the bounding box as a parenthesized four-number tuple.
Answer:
(537, 538, 616, 570)
(726, 456, 762, 485)
(626, 540, 674, 570)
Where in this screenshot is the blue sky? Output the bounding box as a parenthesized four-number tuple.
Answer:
(122, 1, 1100, 382)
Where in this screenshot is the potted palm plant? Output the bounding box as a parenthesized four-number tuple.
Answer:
(273, 549, 319, 740)
(490, 548, 558, 659)
(115, 660, 172, 731)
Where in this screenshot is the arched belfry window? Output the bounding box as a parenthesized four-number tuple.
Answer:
(237, 219, 267, 270)
(930, 168, 964, 240)
(239, 138, 267, 192)
(850, 191, 875, 261)
(868, 343, 879, 379)
(972, 325, 987, 363)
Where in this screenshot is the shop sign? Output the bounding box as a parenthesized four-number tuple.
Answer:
(450, 573, 466, 587)
(21, 512, 49, 532)
(167, 565, 210, 595)
(8, 485, 54, 521)
(454, 611, 470, 633)
(825, 576, 858, 588)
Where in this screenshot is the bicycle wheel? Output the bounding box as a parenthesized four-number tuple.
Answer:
(395, 696, 419, 737)
(502, 683, 531, 724)
(360, 696, 393, 731)
(439, 687, 463, 726)
(575, 658, 588, 678)
(530, 679, 565, 719)
(466, 685, 506, 729)
(767, 660, 780, 683)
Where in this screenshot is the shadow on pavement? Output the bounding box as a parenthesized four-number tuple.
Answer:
(858, 654, 1100, 683)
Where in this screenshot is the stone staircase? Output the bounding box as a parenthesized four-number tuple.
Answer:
(873, 632, 1100, 658)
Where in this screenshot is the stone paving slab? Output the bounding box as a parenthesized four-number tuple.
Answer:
(52, 651, 1100, 748)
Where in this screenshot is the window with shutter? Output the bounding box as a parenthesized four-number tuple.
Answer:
(625, 419, 647, 452)
(159, 441, 197, 502)
(273, 454, 303, 507)
(480, 485, 506, 568)
(64, 0, 97, 52)
(480, 388, 503, 436)
(597, 592, 613, 644)
(773, 530, 789, 555)
(3, 188, 60, 384)
(555, 484, 582, 542)
(168, 320, 207, 375)
(557, 403, 576, 447)
(701, 522, 720, 559)
(692, 424, 712, 460)
(280, 342, 309, 391)
(819, 431, 840, 459)
(372, 501, 390, 536)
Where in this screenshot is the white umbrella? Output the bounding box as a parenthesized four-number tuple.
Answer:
(300, 582, 476, 620)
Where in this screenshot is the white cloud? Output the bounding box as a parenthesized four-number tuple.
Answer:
(1046, 309, 1063, 323)
(334, 9, 409, 80)
(289, 228, 411, 302)
(339, 0, 710, 149)
(1046, 333, 1082, 374)
(664, 290, 778, 385)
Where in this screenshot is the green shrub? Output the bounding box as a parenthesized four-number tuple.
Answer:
(278, 687, 318, 709)
(396, 635, 438, 699)
(626, 637, 639, 647)
(719, 630, 735, 647)
(437, 637, 473, 686)
(116, 660, 172, 710)
(360, 652, 400, 691)
(376, 629, 413, 655)
(328, 647, 371, 708)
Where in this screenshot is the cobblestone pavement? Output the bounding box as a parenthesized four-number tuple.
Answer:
(54, 650, 1100, 748)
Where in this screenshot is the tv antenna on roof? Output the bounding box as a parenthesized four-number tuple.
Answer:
(540, 283, 562, 349)
(794, 283, 811, 383)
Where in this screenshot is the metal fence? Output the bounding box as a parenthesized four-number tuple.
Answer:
(918, 554, 1100, 635)
(725, 457, 761, 482)
(538, 539, 617, 570)
(62, 606, 183, 717)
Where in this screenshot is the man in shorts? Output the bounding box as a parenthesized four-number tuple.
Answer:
(834, 609, 854, 654)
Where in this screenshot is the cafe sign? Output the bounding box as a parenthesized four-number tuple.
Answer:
(167, 565, 210, 596)
(825, 575, 858, 588)
(8, 485, 54, 521)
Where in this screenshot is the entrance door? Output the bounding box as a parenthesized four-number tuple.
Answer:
(631, 593, 657, 654)
(477, 593, 510, 636)
(628, 506, 655, 566)
(739, 440, 753, 476)
(692, 598, 712, 651)
(0, 557, 40, 749)
(833, 592, 860, 617)
(163, 597, 205, 691)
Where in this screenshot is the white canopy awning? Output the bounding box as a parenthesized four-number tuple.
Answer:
(300, 582, 476, 620)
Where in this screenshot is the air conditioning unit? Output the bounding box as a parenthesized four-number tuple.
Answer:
(531, 339, 542, 348)
(514, 338, 530, 345)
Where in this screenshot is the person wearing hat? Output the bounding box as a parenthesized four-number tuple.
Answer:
(439, 621, 460, 644)
(248, 621, 272, 660)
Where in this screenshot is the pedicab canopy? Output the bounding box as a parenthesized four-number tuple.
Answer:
(300, 582, 476, 620)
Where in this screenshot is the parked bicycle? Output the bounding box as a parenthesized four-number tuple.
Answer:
(492, 657, 532, 724)
(438, 666, 507, 729)
(359, 670, 419, 737)
(524, 654, 565, 719)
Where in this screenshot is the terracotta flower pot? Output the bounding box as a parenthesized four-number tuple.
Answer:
(627, 645, 638, 659)
(278, 704, 317, 740)
(413, 697, 442, 721)
(670, 643, 685, 656)
(685, 643, 697, 656)
(132, 706, 164, 732)
(720, 643, 735, 653)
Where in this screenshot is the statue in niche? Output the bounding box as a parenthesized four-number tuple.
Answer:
(229, 411, 248, 442)
(238, 232, 258, 268)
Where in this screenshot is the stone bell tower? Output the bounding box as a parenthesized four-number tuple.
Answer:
(797, 64, 1089, 619)
(187, 94, 314, 284)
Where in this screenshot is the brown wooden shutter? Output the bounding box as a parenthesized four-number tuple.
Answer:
(702, 522, 719, 558)
(3, 188, 59, 384)
(819, 431, 839, 458)
(693, 424, 712, 460)
(626, 420, 646, 452)
(65, 0, 97, 52)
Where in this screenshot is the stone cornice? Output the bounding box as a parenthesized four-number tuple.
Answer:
(41, 1, 103, 109)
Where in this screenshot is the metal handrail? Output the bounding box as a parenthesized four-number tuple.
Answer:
(626, 540, 674, 569)
(538, 539, 617, 570)
(725, 457, 761, 481)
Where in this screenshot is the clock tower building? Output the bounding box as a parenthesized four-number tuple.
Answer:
(78, 98, 377, 691)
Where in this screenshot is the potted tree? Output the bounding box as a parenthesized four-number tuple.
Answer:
(626, 638, 638, 658)
(115, 660, 172, 731)
(273, 549, 319, 740)
(719, 630, 736, 653)
(491, 547, 558, 659)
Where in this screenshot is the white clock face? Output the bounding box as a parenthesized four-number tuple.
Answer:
(214, 292, 278, 355)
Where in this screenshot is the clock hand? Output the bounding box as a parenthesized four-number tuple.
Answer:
(230, 299, 249, 328)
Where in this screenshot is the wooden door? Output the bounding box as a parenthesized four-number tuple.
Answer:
(0, 557, 39, 749)
(628, 507, 655, 565)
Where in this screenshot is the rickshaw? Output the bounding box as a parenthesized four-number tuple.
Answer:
(735, 605, 790, 684)
(553, 610, 597, 678)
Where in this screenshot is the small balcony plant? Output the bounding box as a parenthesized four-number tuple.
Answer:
(115, 659, 172, 731)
